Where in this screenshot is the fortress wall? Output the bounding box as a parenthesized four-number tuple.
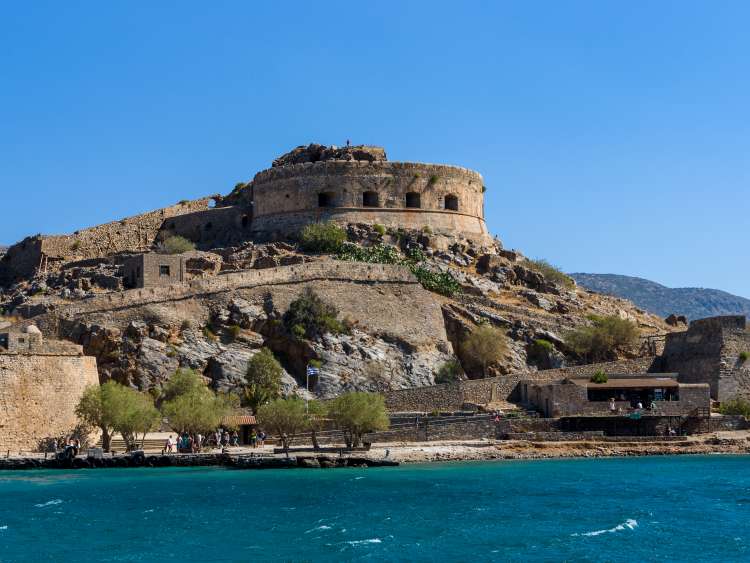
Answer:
(249, 160, 486, 237)
(160, 205, 251, 247)
(0, 352, 99, 453)
(47, 261, 446, 348)
(0, 198, 213, 284)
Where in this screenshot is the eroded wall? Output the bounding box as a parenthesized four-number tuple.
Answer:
(0, 349, 99, 453)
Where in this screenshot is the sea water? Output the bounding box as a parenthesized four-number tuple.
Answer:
(1, 455, 750, 562)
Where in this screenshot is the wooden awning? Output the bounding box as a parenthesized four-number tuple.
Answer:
(223, 415, 257, 426)
(573, 377, 678, 389)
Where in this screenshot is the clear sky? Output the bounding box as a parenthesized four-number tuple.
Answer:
(1, 2, 748, 296)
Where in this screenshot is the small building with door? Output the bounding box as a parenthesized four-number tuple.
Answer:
(123, 253, 186, 289)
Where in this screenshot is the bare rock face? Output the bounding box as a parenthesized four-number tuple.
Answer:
(272, 144, 387, 167)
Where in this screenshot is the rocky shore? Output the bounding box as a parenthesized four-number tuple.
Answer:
(0, 452, 399, 471)
(369, 431, 750, 463)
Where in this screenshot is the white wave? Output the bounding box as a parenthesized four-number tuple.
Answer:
(353, 477, 365, 480)
(573, 519, 638, 537)
(347, 538, 382, 546)
(0, 526, 7, 530)
(143, 509, 155, 513)
(34, 499, 63, 508)
(304, 525, 332, 534)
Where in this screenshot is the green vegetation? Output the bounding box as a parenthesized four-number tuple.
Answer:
(306, 400, 328, 451)
(462, 323, 509, 378)
(299, 221, 347, 253)
(525, 258, 574, 289)
(422, 225, 433, 234)
(283, 288, 346, 339)
(70, 240, 81, 252)
(740, 351, 749, 363)
(373, 223, 386, 236)
(159, 235, 196, 254)
(203, 326, 218, 342)
(257, 397, 309, 454)
(75, 381, 160, 452)
(718, 397, 750, 417)
(590, 370, 608, 384)
(435, 359, 463, 384)
(242, 348, 283, 413)
(160, 368, 234, 434)
(335, 242, 462, 297)
(428, 174, 439, 186)
(228, 324, 242, 340)
(327, 392, 389, 448)
(564, 315, 640, 363)
(527, 338, 554, 367)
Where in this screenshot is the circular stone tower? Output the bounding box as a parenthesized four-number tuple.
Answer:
(246, 144, 488, 240)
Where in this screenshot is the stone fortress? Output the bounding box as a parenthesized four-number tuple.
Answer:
(0, 142, 748, 453)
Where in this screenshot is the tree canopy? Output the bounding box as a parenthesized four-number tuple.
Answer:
(160, 368, 234, 434)
(282, 288, 345, 339)
(327, 392, 389, 448)
(257, 397, 309, 453)
(242, 348, 283, 413)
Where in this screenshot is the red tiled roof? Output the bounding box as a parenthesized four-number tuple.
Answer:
(223, 415, 257, 425)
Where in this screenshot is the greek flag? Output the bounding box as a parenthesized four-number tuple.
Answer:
(306, 365, 320, 376)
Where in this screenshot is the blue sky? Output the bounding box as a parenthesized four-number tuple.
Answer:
(1, 2, 748, 296)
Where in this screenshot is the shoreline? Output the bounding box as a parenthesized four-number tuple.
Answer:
(1, 430, 748, 471)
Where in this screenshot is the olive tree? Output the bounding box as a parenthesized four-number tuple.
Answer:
(257, 397, 309, 455)
(327, 392, 389, 448)
(461, 323, 509, 378)
(242, 348, 283, 413)
(160, 368, 234, 435)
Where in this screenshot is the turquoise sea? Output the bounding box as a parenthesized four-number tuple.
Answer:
(1, 455, 750, 562)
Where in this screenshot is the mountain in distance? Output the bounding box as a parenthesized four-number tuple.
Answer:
(570, 273, 750, 321)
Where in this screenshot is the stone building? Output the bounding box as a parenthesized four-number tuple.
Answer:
(0, 325, 99, 453)
(235, 144, 489, 240)
(123, 253, 186, 289)
(660, 315, 750, 401)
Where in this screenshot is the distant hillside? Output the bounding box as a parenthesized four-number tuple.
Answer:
(570, 273, 750, 321)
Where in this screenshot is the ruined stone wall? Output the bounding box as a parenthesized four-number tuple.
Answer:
(160, 205, 250, 248)
(0, 198, 213, 284)
(248, 161, 488, 239)
(36, 260, 447, 349)
(662, 315, 750, 400)
(0, 349, 99, 453)
(383, 358, 657, 412)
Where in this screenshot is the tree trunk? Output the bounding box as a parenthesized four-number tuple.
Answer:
(101, 427, 112, 452)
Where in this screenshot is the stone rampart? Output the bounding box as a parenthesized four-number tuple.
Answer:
(248, 160, 488, 239)
(33, 260, 447, 349)
(0, 348, 99, 453)
(383, 358, 657, 412)
(0, 198, 213, 284)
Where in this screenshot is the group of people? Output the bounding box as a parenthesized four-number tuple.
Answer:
(609, 397, 658, 413)
(51, 438, 81, 460)
(162, 428, 268, 454)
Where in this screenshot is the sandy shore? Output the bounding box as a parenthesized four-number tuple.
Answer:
(367, 430, 750, 463)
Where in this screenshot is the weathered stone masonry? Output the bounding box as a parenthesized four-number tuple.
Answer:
(0, 340, 99, 453)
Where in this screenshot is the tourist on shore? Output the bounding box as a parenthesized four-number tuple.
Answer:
(257, 430, 266, 447)
(636, 401, 643, 410)
(250, 430, 257, 448)
(231, 431, 239, 447)
(609, 398, 617, 412)
(163, 435, 174, 454)
(221, 431, 230, 447)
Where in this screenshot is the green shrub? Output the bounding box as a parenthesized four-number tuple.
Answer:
(336, 242, 402, 264)
(299, 221, 346, 253)
(228, 325, 242, 340)
(590, 370, 608, 384)
(462, 323, 509, 378)
(159, 235, 195, 255)
(283, 288, 345, 339)
(308, 359, 322, 369)
(373, 223, 386, 236)
(527, 339, 554, 367)
(435, 359, 463, 384)
(411, 266, 462, 297)
(203, 326, 218, 342)
(422, 225, 433, 234)
(564, 315, 640, 362)
(482, 185, 487, 193)
(525, 258, 574, 289)
(719, 397, 750, 417)
(243, 348, 283, 413)
(740, 351, 749, 363)
(428, 174, 439, 186)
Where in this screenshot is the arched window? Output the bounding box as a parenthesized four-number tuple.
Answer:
(405, 192, 421, 208)
(362, 191, 379, 207)
(318, 192, 336, 208)
(241, 215, 249, 228)
(444, 194, 459, 211)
